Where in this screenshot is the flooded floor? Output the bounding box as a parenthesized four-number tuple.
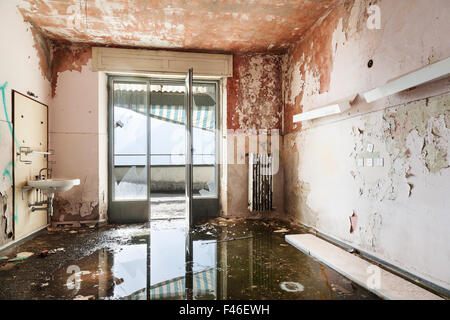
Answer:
(150, 194, 185, 219)
(0, 218, 379, 300)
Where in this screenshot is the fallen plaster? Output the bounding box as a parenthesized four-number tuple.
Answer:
(286, 234, 443, 300)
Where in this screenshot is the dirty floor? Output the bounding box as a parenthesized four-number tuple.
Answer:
(0, 218, 379, 300)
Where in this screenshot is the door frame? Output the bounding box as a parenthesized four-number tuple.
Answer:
(107, 75, 221, 224)
(107, 76, 150, 223)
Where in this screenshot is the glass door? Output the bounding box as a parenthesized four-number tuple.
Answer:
(108, 78, 150, 223)
(191, 81, 219, 221)
(108, 73, 219, 224)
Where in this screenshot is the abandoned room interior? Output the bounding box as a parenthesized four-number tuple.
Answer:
(0, 0, 449, 303)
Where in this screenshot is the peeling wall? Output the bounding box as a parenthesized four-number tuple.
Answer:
(0, 0, 51, 246)
(227, 54, 283, 131)
(282, 0, 450, 134)
(282, 0, 450, 290)
(18, 0, 337, 53)
(225, 54, 284, 217)
(49, 46, 107, 223)
(51, 42, 92, 97)
(49, 49, 286, 221)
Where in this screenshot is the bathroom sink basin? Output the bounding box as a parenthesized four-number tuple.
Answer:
(27, 179, 80, 195)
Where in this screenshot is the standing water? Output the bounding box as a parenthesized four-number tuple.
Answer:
(0, 218, 378, 300)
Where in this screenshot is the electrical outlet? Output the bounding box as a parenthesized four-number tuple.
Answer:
(367, 143, 374, 153)
(365, 158, 373, 167)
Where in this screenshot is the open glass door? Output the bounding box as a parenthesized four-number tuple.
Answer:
(192, 81, 219, 221)
(185, 68, 194, 227)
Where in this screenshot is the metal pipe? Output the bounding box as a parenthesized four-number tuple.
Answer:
(31, 207, 48, 212)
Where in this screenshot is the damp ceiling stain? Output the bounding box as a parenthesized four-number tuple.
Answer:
(18, 0, 338, 53)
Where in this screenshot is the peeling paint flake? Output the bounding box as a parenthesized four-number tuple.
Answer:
(227, 54, 283, 132)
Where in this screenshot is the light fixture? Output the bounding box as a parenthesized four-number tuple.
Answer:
(363, 57, 450, 103)
(293, 95, 355, 123)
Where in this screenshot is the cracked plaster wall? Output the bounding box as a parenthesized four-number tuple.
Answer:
(1, 2, 107, 229)
(0, 0, 52, 246)
(49, 46, 108, 223)
(225, 54, 284, 217)
(282, 0, 450, 290)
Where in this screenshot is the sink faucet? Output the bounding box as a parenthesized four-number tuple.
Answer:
(39, 168, 52, 180)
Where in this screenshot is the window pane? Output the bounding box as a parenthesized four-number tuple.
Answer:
(113, 82, 148, 200)
(193, 82, 217, 197)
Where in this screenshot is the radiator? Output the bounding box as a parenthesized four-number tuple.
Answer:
(248, 153, 273, 212)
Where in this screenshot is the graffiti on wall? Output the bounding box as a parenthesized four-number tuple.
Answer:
(0, 81, 16, 241)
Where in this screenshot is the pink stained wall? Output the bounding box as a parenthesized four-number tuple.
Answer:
(50, 49, 287, 220)
(282, 0, 450, 291)
(224, 54, 285, 217)
(49, 46, 107, 223)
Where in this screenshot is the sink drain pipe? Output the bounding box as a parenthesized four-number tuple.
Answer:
(29, 193, 54, 216)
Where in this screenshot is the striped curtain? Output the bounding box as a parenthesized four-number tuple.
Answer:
(114, 89, 215, 131)
(121, 267, 216, 300)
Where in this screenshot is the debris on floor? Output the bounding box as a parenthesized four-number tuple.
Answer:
(331, 283, 353, 295)
(0, 263, 15, 271)
(39, 248, 65, 258)
(0, 220, 379, 300)
(39, 250, 49, 257)
(280, 282, 304, 292)
(274, 228, 289, 233)
(49, 248, 65, 254)
(74, 295, 95, 300)
(202, 235, 254, 245)
(8, 252, 34, 262)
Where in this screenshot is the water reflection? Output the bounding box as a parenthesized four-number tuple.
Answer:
(57, 220, 377, 300)
(117, 226, 219, 300)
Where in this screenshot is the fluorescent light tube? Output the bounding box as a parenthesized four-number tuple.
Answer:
(293, 101, 351, 123)
(363, 57, 450, 103)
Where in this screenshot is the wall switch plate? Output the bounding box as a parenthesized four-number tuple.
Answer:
(357, 158, 364, 167)
(365, 158, 373, 167)
(367, 143, 374, 153)
(375, 158, 384, 167)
